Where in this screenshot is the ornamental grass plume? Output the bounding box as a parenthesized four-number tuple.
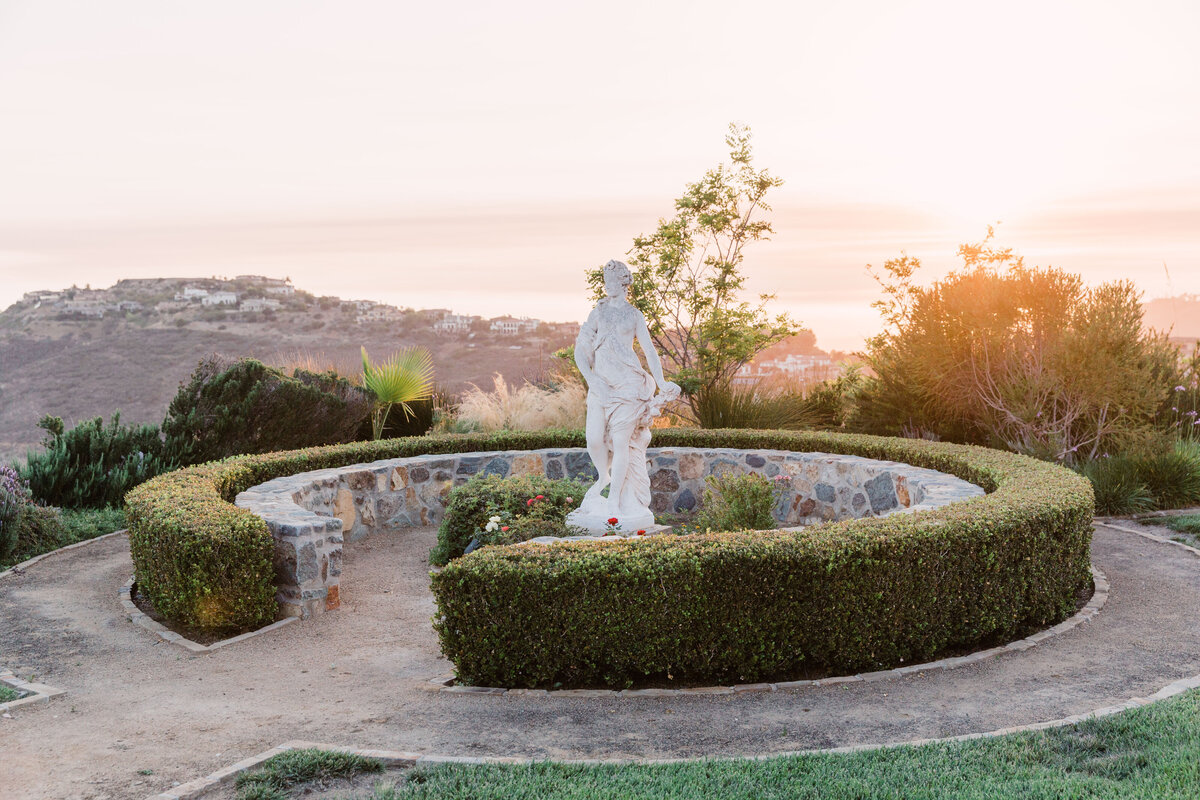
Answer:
(453, 375, 586, 432)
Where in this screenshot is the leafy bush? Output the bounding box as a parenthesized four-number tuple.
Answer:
(1077, 456, 1154, 515)
(430, 429, 1094, 688)
(0, 465, 30, 560)
(21, 414, 170, 509)
(857, 232, 1177, 462)
(695, 472, 787, 532)
(162, 356, 371, 465)
(694, 382, 817, 430)
(430, 473, 587, 566)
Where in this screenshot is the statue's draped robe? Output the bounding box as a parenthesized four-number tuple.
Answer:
(578, 298, 656, 515)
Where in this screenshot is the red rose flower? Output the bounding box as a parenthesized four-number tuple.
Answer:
(535, 495, 544, 500)
(607, 517, 619, 525)
(637, 530, 646, 535)
(527, 498, 534, 506)
(501, 526, 509, 532)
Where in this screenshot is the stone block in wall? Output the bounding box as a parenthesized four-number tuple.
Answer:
(564, 451, 598, 481)
(864, 472, 898, 514)
(334, 488, 357, 534)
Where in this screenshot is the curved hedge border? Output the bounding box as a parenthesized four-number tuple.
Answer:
(125, 431, 587, 630)
(126, 430, 1093, 688)
(430, 430, 1094, 689)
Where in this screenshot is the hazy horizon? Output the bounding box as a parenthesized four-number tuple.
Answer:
(1, 0, 1197, 351)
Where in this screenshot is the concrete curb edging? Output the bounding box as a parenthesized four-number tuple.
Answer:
(0, 668, 66, 713)
(119, 577, 297, 654)
(430, 564, 1110, 698)
(144, 663, 1200, 800)
(0, 529, 127, 582)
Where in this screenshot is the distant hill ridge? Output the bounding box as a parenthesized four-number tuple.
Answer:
(0, 275, 581, 463)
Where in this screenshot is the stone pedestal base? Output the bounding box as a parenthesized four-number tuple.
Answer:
(566, 503, 656, 535)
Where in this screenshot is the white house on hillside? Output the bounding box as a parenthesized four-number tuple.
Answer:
(489, 316, 540, 335)
(202, 291, 238, 306)
(240, 298, 281, 312)
(175, 287, 209, 301)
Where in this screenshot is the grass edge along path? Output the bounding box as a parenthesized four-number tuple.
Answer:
(204, 690, 1200, 800)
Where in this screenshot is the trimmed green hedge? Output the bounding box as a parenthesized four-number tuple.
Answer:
(126, 430, 1093, 688)
(430, 430, 1094, 688)
(124, 431, 586, 630)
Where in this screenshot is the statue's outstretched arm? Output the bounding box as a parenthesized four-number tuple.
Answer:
(575, 312, 599, 386)
(636, 313, 672, 391)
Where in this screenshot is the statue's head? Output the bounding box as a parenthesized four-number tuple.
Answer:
(603, 260, 632, 297)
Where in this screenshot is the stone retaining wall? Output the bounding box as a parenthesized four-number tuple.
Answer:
(236, 448, 983, 619)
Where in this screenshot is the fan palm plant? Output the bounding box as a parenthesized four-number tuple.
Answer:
(361, 346, 435, 440)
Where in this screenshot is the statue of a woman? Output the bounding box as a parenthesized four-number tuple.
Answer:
(567, 260, 681, 532)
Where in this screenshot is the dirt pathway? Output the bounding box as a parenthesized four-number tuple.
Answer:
(1, 520, 1198, 800)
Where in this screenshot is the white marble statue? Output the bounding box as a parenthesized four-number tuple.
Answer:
(566, 260, 681, 532)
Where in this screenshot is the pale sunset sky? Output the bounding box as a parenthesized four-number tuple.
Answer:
(0, 0, 1197, 350)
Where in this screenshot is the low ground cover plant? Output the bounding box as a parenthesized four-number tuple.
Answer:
(695, 472, 790, 532)
(430, 473, 588, 565)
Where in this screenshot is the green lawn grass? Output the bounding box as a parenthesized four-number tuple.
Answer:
(351, 689, 1200, 799)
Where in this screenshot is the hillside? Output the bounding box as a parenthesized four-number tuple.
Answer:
(0, 277, 577, 463)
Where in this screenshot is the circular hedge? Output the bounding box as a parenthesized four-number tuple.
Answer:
(125, 429, 1093, 688)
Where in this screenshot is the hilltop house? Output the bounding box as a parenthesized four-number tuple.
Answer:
(62, 298, 113, 318)
(202, 291, 238, 306)
(240, 298, 281, 312)
(175, 287, 209, 301)
(732, 353, 839, 388)
(489, 316, 540, 336)
(434, 314, 477, 334)
(357, 305, 404, 324)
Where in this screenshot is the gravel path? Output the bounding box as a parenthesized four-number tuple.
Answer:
(1, 519, 1198, 800)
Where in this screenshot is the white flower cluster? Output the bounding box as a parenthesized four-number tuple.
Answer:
(484, 515, 502, 533)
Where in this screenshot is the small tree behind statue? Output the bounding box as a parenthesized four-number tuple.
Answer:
(586, 123, 800, 423)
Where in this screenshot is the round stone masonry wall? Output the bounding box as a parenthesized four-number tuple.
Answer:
(236, 448, 984, 619)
